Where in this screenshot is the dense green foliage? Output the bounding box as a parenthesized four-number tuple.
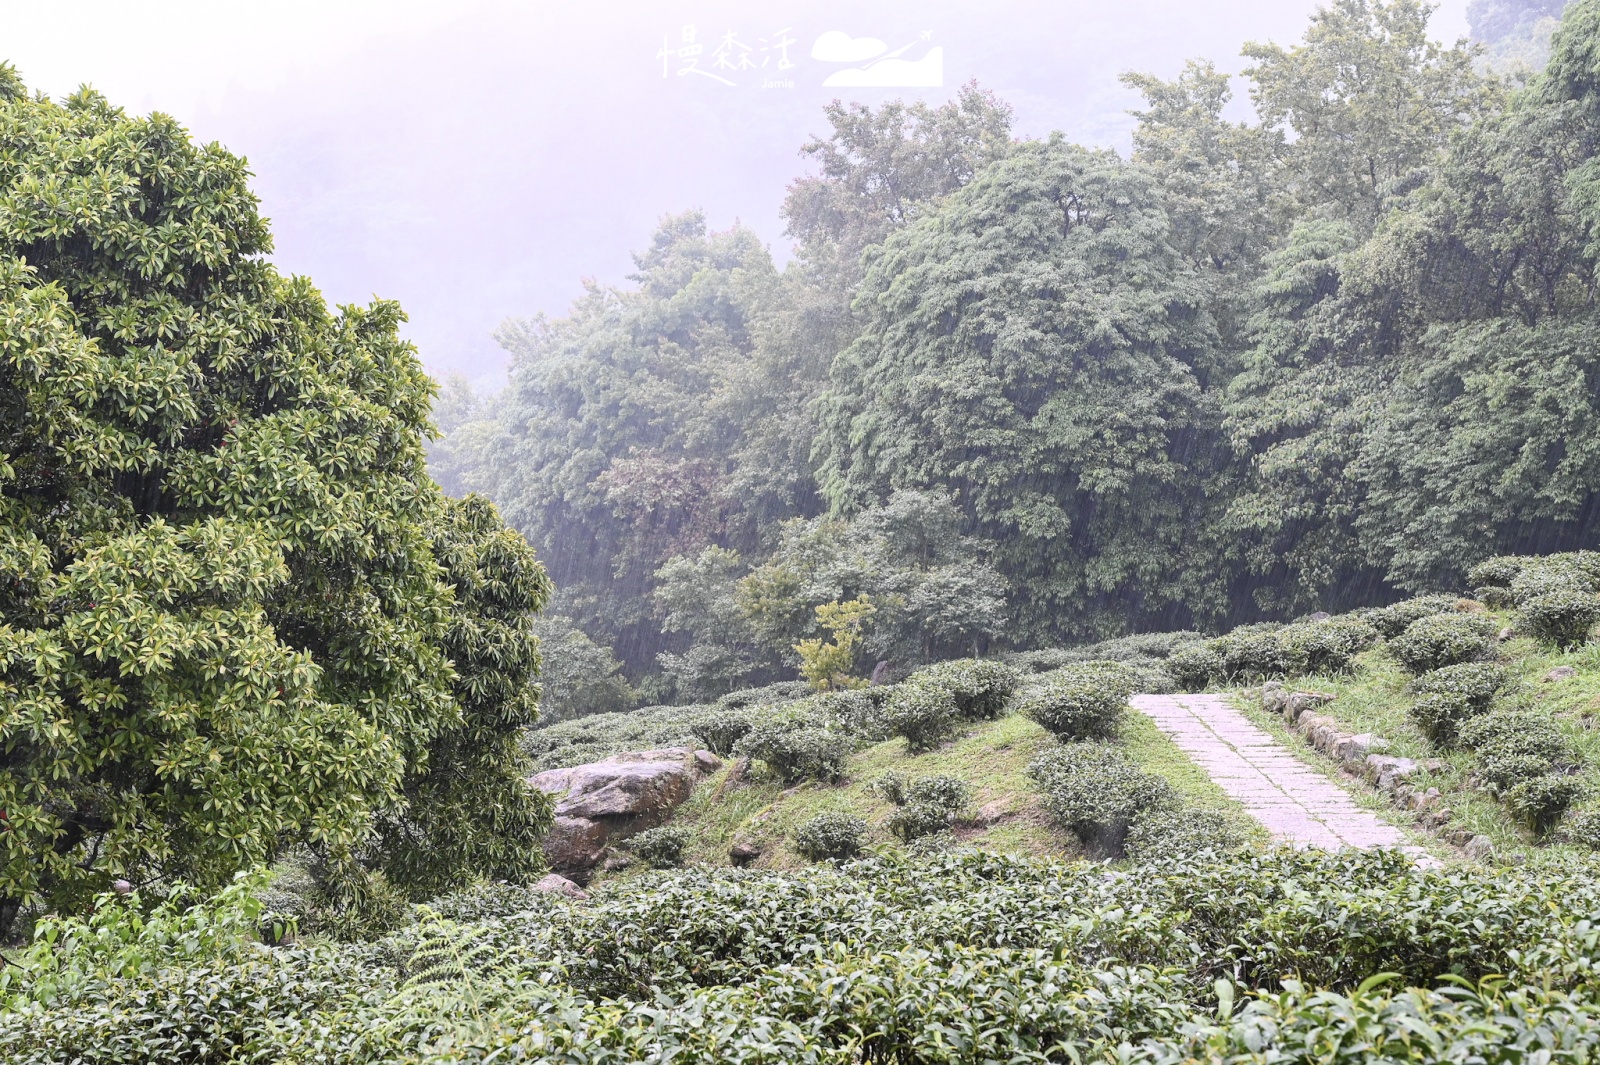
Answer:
(791, 811, 867, 861)
(434, 1, 1600, 700)
(0, 70, 553, 934)
(1018, 661, 1139, 741)
(22, 847, 1600, 1062)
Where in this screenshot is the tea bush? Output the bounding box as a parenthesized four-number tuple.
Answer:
(907, 658, 1020, 719)
(1167, 616, 1376, 690)
(1213, 627, 1292, 681)
(1407, 662, 1508, 744)
(1029, 744, 1176, 857)
(1459, 710, 1566, 764)
(802, 688, 889, 738)
(1467, 555, 1527, 590)
(18, 849, 1600, 1062)
(1504, 773, 1583, 835)
(522, 703, 710, 772)
(1166, 629, 1286, 689)
(792, 813, 867, 861)
(690, 709, 753, 756)
(1167, 644, 1226, 690)
(1277, 615, 1379, 674)
(1124, 807, 1244, 864)
(735, 720, 851, 783)
(886, 801, 959, 842)
(1362, 594, 1463, 639)
(876, 773, 971, 841)
(625, 826, 690, 868)
(881, 682, 959, 752)
(714, 681, 812, 710)
(1458, 709, 1578, 833)
(1007, 633, 1202, 692)
(1520, 587, 1600, 650)
(1387, 612, 1498, 673)
(1018, 661, 1137, 741)
(1565, 810, 1600, 850)
(904, 774, 972, 811)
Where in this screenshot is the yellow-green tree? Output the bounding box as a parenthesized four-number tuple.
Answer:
(794, 596, 876, 690)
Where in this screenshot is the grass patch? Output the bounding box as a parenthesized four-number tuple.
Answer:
(659, 704, 1267, 874)
(1228, 612, 1600, 862)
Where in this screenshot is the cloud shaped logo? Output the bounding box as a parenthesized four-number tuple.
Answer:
(811, 30, 888, 63)
(822, 46, 944, 88)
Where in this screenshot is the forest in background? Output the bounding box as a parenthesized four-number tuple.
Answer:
(431, 0, 1600, 710)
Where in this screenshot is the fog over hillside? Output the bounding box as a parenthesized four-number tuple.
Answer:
(2, 0, 1471, 383)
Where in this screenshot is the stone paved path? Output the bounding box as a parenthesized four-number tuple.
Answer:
(1132, 693, 1432, 859)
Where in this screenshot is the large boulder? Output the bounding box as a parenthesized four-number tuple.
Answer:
(531, 747, 720, 881)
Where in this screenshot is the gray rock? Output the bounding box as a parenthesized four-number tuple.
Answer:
(543, 816, 609, 880)
(1465, 834, 1495, 862)
(530, 748, 720, 879)
(1365, 755, 1419, 791)
(1309, 611, 1332, 621)
(1545, 666, 1578, 683)
(1284, 690, 1335, 724)
(1498, 626, 1515, 642)
(535, 873, 589, 899)
(971, 798, 1012, 826)
(1408, 787, 1442, 812)
(532, 747, 719, 820)
(1334, 733, 1385, 765)
(729, 840, 762, 867)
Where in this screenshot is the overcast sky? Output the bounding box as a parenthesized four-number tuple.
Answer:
(2, 1, 1473, 386)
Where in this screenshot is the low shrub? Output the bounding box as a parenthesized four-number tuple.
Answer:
(626, 825, 690, 868)
(1017, 661, 1135, 741)
(1466, 555, 1526, 590)
(1479, 751, 1559, 790)
(1125, 808, 1244, 864)
(909, 659, 1020, 720)
(901, 774, 972, 811)
(1457, 708, 1576, 831)
(1504, 773, 1582, 835)
(882, 682, 959, 752)
(1362, 595, 1461, 639)
(1387, 613, 1498, 673)
(876, 773, 971, 842)
(1213, 628, 1290, 681)
(735, 720, 851, 783)
(714, 681, 811, 710)
(805, 689, 887, 737)
(1028, 744, 1176, 858)
(886, 801, 957, 842)
(792, 812, 868, 862)
(872, 772, 970, 811)
(1406, 662, 1507, 745)
(691, 709, 753, 756)
(1167, 644, 1225, 691)
(1006, 633, 1204, 692)
(1564, 810, 1600, 850)
(1277, 616, 1379, 675)
(1168, 617, 1375, 690)
(1519, 588, 1600, 650)
(1458, 709, 1566, 762)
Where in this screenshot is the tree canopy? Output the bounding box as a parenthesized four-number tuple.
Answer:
(0, 69, 552, 932)
(434, 0, 1600, 703)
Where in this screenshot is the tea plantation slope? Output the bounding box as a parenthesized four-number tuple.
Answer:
(1166, 552, 1600, 865)
(664, 704, 1263, 870)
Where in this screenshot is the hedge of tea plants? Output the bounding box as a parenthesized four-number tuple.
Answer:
(12, 848, 1600, 1063)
